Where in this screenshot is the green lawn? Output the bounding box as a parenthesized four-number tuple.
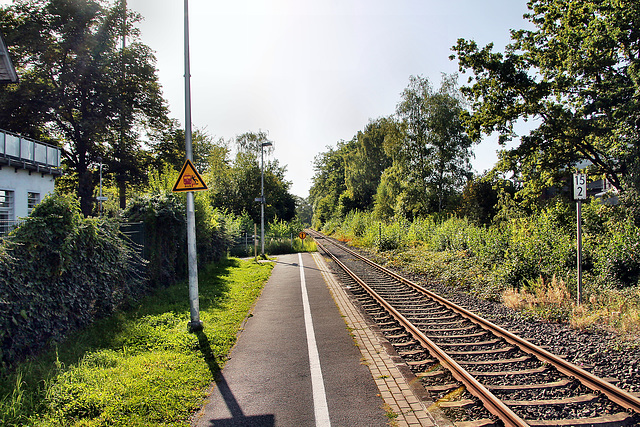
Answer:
(0, 257, 273, 426)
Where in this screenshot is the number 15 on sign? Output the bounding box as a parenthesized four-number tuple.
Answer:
(574, 173, 587, 200)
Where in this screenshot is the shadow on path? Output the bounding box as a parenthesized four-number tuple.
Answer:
(274, 256, 322, 274)
(195, 330, 275, 426)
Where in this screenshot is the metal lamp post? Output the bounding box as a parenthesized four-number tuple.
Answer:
(260, 141, 272, 255)
(184, 0, 202, 331)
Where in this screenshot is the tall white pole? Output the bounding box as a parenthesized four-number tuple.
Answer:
(184, 0, 201, 331)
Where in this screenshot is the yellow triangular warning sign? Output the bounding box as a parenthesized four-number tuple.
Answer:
(172, 159, 208, 192)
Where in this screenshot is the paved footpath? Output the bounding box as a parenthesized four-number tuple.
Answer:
(191, 252, 452, 427)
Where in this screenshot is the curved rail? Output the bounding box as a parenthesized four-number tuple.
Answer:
(310, 230, 640, 426)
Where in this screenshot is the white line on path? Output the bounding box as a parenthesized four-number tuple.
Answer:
(299, 252, 332, 427)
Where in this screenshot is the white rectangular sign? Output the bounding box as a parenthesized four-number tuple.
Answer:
(573, 173, 587, 200)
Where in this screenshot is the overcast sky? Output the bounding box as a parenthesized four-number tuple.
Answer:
(2, 0, 533, 197)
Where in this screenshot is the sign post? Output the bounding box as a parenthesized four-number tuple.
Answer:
(573, 173, 587, 305)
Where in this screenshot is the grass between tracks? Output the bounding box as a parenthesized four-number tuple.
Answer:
(0, 257, 274, 427)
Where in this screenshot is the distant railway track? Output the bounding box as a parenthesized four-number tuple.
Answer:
(309, 230, 640, 427)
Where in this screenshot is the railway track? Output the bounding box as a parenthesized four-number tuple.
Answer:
(309, 230, 640, 427)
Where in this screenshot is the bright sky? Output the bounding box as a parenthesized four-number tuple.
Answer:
(2, 0, 533, 197)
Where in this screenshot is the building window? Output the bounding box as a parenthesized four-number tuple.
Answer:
(28, 192, 40, 215)
(0, 190, 14, 236)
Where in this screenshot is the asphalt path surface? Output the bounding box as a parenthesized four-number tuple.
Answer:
(192, 252, 388, 427)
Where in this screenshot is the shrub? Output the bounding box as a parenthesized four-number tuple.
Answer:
(341, 210, 369, 238)
(195, 197, 232, 266)
(122, 192, 231, 287)
(406, 217, 437, 246)
(0, 194, 146, 369)
(376, 226, 400, 251)
(429, 217, 472, 252)
(493, 212, 574, 290)
(122, 193, 187, 287)
(594, 218, 640, 288)
(268, 216, 305, 239)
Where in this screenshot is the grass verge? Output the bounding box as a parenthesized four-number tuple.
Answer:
(0, 257, 273, 426)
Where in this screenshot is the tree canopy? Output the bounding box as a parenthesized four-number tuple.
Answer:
(310, 75, 474, 225)
(391, 74, 474, 216)
(0, 0, 168, 215)
(451, 0, 640, 200)
(177, 130, 294, 225)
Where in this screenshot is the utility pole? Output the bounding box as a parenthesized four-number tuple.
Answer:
(184, 0, 202, 331)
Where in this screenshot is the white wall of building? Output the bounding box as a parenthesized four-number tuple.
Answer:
(0, 167, 55, 220)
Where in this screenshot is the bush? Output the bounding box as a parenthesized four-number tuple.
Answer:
(324, 199, 640, 333)
(429, 217, 472, 252)
(122, 193, 187, 287)
(122, 192, 231, 287)
(493, 210, 574, 290)
(268, 217, 305, 239)
(0, 194, 146, 369)
(341, 210, 369, 238)
(594, 218, 640, 288)
(195, 197, 232, 266)
(406, 217, 437, 246)
(328, 199, 640, 301)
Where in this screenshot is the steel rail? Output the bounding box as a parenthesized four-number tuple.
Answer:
(313, 231, 640, 416)
(314, 235, 529, 427)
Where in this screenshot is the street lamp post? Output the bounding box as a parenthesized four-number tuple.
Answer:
(184, 0, 202, 332)
(260, 141, 272, 255)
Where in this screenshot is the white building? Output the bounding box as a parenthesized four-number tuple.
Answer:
(0, 129, 62, 233)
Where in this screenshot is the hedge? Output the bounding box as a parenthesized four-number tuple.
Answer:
(121, 192, 231, 288)
(0, 194, 147, 369)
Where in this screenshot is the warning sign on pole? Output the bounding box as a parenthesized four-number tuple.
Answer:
(172, 159, 208, 192)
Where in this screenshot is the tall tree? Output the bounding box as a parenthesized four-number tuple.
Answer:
(392, 74, 474, 217)
(227, 131, 295, 223)
(373, 163, 405, 220)
(0, 0, 168, 215)
(309, 144, 348, 225)
(151, 121, 224, 174)
(452, 0, 640, 200)
(106, 0, 168, 209)
(294, 196, 313, 226)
